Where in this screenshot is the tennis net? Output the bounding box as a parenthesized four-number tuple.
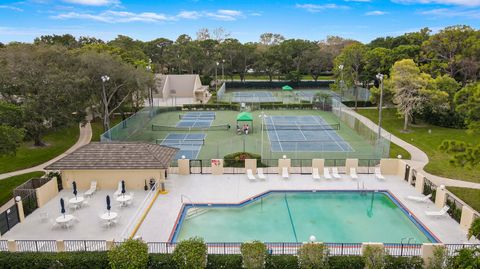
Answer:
(179, 114, 216, 120)
(152, 124, 230, 131)
(264, 123, 340, 131)
(156, 138, 205, 145)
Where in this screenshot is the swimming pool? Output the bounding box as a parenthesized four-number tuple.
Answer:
(171, 191, 438, 243)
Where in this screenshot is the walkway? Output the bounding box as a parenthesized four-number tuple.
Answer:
(348, 109, 480, 189)
(0, 122, 92, 180)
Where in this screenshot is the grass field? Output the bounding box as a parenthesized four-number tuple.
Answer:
(447, 187, 480, 213)
(91, 117, 122, 142)
(0, 125, 80, 174)
(0, 171, 45, 206)
(109, 109, 388, 161)
(357, 108, 480, 183)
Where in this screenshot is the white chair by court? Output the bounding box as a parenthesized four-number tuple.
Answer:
(375, 168, 386, 180)
(350, 168, 359, 179)
(425, 206, 450, 217)
(282, 167, 289, 179)
(84, 181, 97, 197)
(323, 168, 332, 179)
(332, 167, 341, 179)
(312, 168, 320, 180)
(257, 168, 266, 180)
(246, 169, 256, 181)
(407, 194, 432, 203)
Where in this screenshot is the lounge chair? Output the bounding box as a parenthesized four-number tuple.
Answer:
(257, 168, 266, 180)
(332, 167, 341, 179)
(84, 181, 97, 197)
(246, 169, 256, 181)
(282, 167, 289, 179)
(375, 168, 385, 180)
(350, 168, 358, 179)
(114, 181, 122, 196)
(312, 168, 320, 180)
(407, 194, 432, 202)
(323, 168, 332, 179)
(425, 206, 450, 216)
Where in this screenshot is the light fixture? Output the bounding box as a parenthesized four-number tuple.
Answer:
(397, 155, 402, 159)
(101, 75, 110, 82)
(283, 155, 287, 159)
(181, 155, 186, 159)
(309, 235, 316, 242)
(15, 196, 21, 202)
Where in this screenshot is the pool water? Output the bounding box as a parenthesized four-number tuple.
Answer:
(173, 191, 435, 243)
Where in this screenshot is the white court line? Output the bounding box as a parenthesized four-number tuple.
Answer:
(310, 115, 348, 152)
(267, 117, 284, 152)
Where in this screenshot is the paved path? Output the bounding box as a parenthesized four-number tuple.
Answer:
(349, 108, 480, 189)
(0, 122, 92, 180)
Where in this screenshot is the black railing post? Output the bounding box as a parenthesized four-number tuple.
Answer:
(341, 243, 344, 256)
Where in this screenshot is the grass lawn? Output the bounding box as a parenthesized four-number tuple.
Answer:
(90, 118, 122, 142)
(357, 108, 480, 183)
(0, 172, 45, 206)
(0, 125, 80, 174)
(447, 187, 480, 213)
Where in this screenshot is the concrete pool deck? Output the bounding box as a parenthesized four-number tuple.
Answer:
(138, 173, 477, 244)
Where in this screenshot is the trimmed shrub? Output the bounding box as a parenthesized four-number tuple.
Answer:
(426, 246, 447, 269)
(447, 247, 480, 269)
(0, 251, 109, 269)
(362, 245, 386, 269)
(266, 255, 299, 269)
(149, 254, 177, 269)
(297, 243, 329, 269)
(328, 256, 364, 269)
(172, 237, 207, 269)
(241, 241, 267, 269)
(207, 255, 242, 269)
(183, 103, 240, 111)
(342, 101, 374, 107)
(109, 239, 149, 269)
(224, 152, 263, 167)
(385, 256, 423, 269)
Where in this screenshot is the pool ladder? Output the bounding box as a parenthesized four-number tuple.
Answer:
(181, 194, 209, 220)
(401, 237, 417, 244)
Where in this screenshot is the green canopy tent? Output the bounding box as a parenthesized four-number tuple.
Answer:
(236, 112, 254, 133)
(282, 85, 293, 91)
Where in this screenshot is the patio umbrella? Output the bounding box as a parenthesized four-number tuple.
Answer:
(106, 195, 111, 214)
(72, 181, 77, 198)
(121, 180, 126, 196)
(60, 198, 65, 216)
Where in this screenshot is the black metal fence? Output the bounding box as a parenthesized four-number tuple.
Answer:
(0, 203, 19, 236)
(64, 240, 107, 252)
(423, 177, 437, 203)
(15, 240, 57, 252)
(384, 243, 422, 256)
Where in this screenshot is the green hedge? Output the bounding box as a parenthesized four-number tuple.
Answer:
(183, 104, 240, 111)
(257, 103, 314, 110)
(341, 101, 374, 107)
(0, 252, 109, 269)
(224, 152, 263, 167)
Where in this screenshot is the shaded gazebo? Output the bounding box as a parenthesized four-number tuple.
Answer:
(236, 112, 254, 132)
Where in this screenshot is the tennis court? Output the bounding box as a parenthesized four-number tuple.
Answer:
(265, 116, 353, 152)
(176, 112, 215, 128)
(232, 91, 277, 103)
(158, 133, 206, 159)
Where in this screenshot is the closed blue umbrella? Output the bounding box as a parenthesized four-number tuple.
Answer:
(60, 198, 65, 216)
(121, 180, 126, 196)
(72, 181, 77, 198)
(106, 195, 111, 213)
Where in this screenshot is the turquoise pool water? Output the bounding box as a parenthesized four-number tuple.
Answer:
(173, 191, 435, 243)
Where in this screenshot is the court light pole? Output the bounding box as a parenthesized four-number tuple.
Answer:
(259, 112, 267, 159)
(146, 63, 153, 108)
(222, 59, 225, 81)
(215, 61, 219, 91)
(338, 64, 344, 99)
(376, 73, 384, 139)
(101, 75, 110, 130)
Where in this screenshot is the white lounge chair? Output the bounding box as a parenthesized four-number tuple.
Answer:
(350, 168, 358, 179)
(312, 168, 320, 180)
(323, 168, 332, 179)
(332, 167, 341, 179)
(375, 168, 385, 180)
(282, 167, 289, 179)
(407, 194, 432, 202)
(425, 206, 450, 216)
(84, 181, 97, 197)
(246, 169, 256, 181)
(114, 181, 122, 196)
(257, 168, 266, 180)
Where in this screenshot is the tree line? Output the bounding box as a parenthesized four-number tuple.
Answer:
(0, 25, 479, 161)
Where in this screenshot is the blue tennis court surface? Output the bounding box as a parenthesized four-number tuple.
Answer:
(159, 133, 206, 159)
(232, 91, 277, 103)
(176, 112, 215, 128)
(265, 116, 353, 152)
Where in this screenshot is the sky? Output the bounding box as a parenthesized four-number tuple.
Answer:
(0, 0, 479, 44)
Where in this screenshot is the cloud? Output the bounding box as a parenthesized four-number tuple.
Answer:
(392, 0, 480, 7)
(62, 0, 120, 6)
(365, 10, 388, 15)
(296, 3, 349, 12)
(52, 9, 246, 23)
(0, 5, 24, 11)
(420, 8, 480, 18)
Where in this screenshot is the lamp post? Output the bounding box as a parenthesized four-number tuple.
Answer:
(101, 75, 110, 130)
(215, 61, 219, 91)
(376, 73, 384, 139)
(258, 112, 267, 159)
(222, 59, 225, 81)
(146, 64, 153, 108)
(338, 64, 344, 99)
